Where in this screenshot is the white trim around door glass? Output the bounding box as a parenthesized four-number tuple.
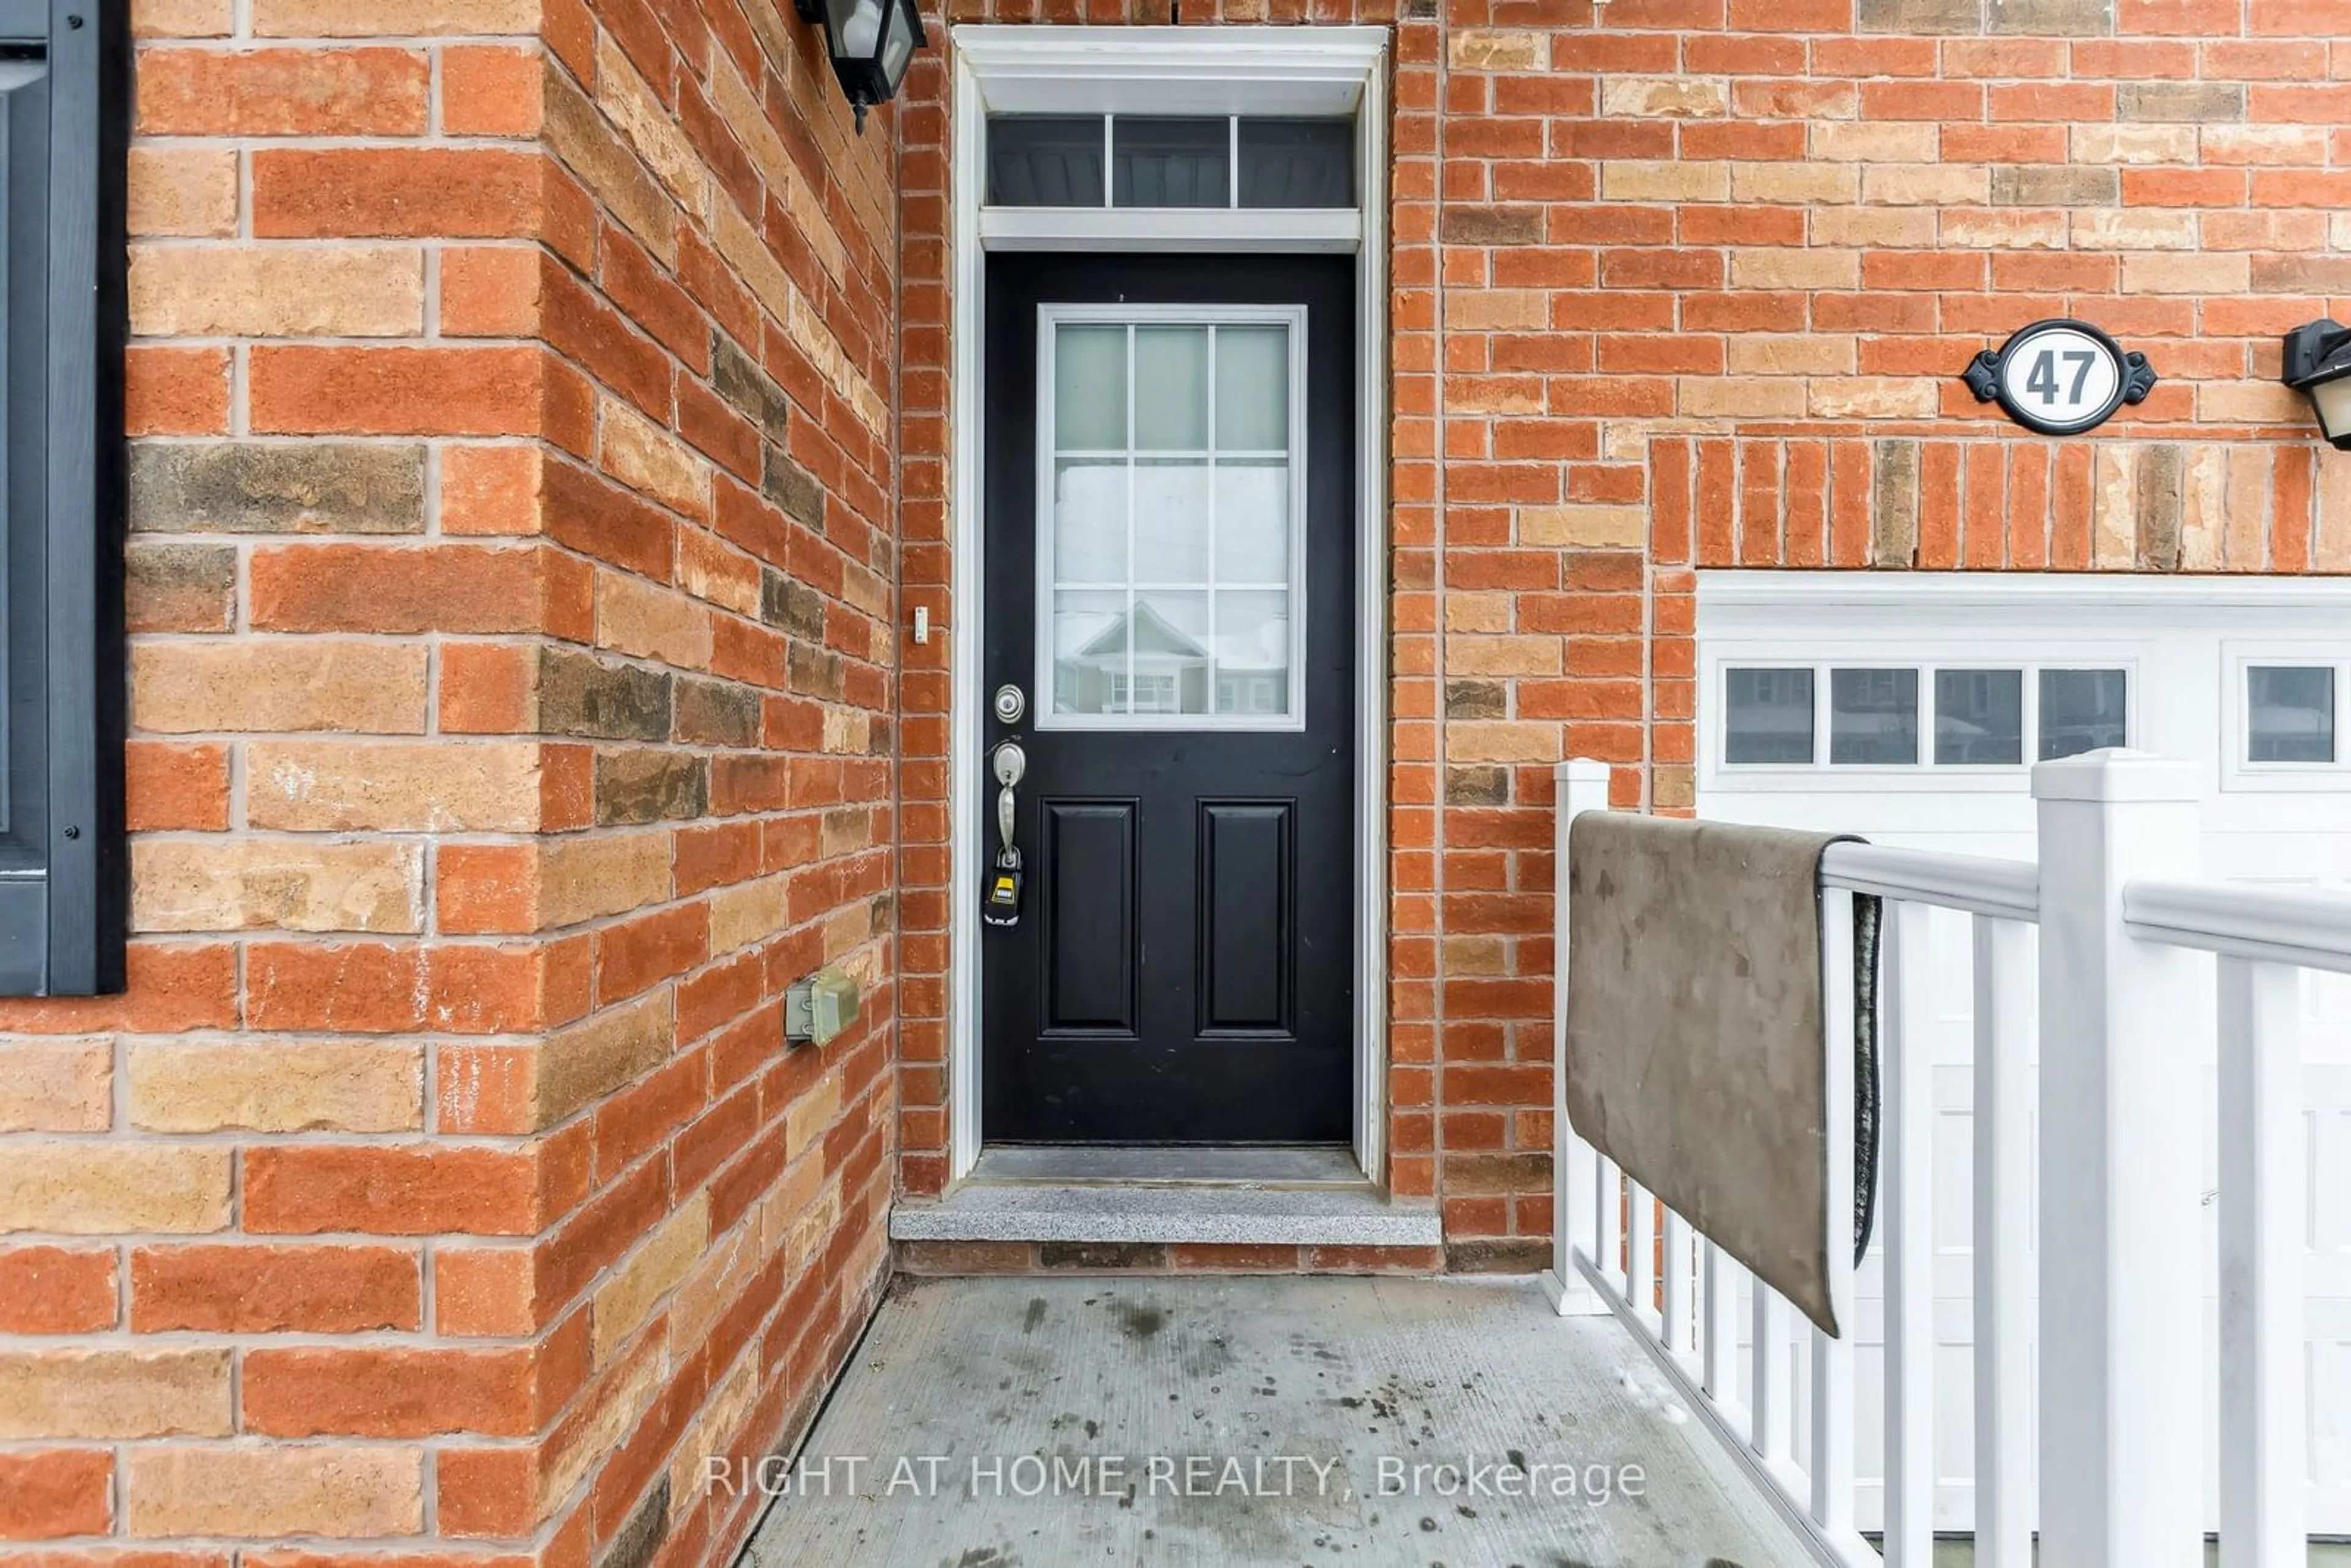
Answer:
(1032, 302, 1310, 733)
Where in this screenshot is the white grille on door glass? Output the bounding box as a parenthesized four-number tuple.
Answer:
(1039, 311, 1303, 729)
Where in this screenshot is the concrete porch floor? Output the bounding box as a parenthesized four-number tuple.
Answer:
(738, 1274, 1815, 1567)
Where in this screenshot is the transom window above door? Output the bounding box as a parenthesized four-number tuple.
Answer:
(1037, 305, 1308, 730)
(988, 115, 1355, 209)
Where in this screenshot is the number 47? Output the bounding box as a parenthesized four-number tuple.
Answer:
(2026, 348, 2096, 405)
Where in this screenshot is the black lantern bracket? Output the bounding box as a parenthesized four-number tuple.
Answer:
(1963, 318, 2158, 437)
(2281, 318, 2351, 451)
(2284, 318, 2351, 384)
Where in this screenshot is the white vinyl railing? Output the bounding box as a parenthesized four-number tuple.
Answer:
(1545, 751, 2346, 1568)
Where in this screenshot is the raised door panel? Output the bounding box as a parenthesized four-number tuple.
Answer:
(1039, 799, 1137, 1036)
(1196, 800, 1293, 1037)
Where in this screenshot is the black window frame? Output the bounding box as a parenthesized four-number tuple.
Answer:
(0, 0, 127, 996)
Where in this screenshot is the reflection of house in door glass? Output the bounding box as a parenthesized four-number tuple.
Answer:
(1054, 597, 1289, 717)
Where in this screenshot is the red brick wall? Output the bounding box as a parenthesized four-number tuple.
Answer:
(10, 0, 2351, 1555)
(2, 1, 898, 1562)
(896, 0, 2351, 1270)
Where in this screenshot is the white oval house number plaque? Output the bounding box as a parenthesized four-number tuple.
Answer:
(1963, 318, 2159, 437)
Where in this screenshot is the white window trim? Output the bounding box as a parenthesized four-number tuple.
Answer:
(963, 24, 1382, 255)
(946, 25, 1392, 1183)
(1033, 302, 1310, 733)
(956, 24, 1385, 116)
(980, 207, 1362, 255)
(1701, 570, 2351, 621)
(2222, 642, 2351, 790)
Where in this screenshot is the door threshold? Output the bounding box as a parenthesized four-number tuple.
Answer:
(889, 1179, 1442, 1250)
(969, 1143, 1365, 1188)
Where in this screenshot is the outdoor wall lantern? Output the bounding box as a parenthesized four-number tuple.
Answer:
(794, 0, 925, 133)
(2282, 319, 2351, 450)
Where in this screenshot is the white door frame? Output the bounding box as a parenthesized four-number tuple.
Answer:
(944, 24, 1393, 1182)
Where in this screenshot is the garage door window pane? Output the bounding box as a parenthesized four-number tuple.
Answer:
(1725, 668, 1814, 764)
(2039, 669, 2127, 760)
(1830, 669, 1918, 765)
(2248, 666, 2335, 763)
(1935, 669, 2023, 765)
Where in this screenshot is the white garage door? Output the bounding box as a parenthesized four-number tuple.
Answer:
(1696, 571, 2351, 1536)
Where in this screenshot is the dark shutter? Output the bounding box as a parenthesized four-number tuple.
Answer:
(0, 0, 124, 995)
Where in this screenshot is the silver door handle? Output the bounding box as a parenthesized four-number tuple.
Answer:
(992, 741, 1027, 858)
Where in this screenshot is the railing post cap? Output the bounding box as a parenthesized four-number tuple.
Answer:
(2029, 748, 2200, 804)
(1556, 759, 1612, 785)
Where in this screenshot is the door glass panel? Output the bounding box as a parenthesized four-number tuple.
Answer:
(2039, 668, 2127, 759)
(1054, 326, 1126, 450)
(2248, 665, 2336, 762)
(1215, 326, 1288, 449)
(1134, 327, 1209, 450)
(1133, 459, 1210, 582)
(1934, 668, 2023, 765)
(1051, 589, 1128, 716)
(1131, 590, 1212, 715)
(1213, 460, 1288, 585)
(1052, 460, 1125, 583)
(1213, 589, 1290, 715)
(1041, 313, 1300, 726)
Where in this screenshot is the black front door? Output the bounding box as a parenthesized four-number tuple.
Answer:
(980, 253, 1355, 1144)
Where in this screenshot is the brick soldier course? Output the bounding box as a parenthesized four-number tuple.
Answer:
(3, 0, 2349, 1561)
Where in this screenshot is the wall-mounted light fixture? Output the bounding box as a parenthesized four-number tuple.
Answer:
(2282, 319, 2351, 450)
(794, 0, 926, 133)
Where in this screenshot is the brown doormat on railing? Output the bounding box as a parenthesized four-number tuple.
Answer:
(1563, 812, 1878, 1339)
